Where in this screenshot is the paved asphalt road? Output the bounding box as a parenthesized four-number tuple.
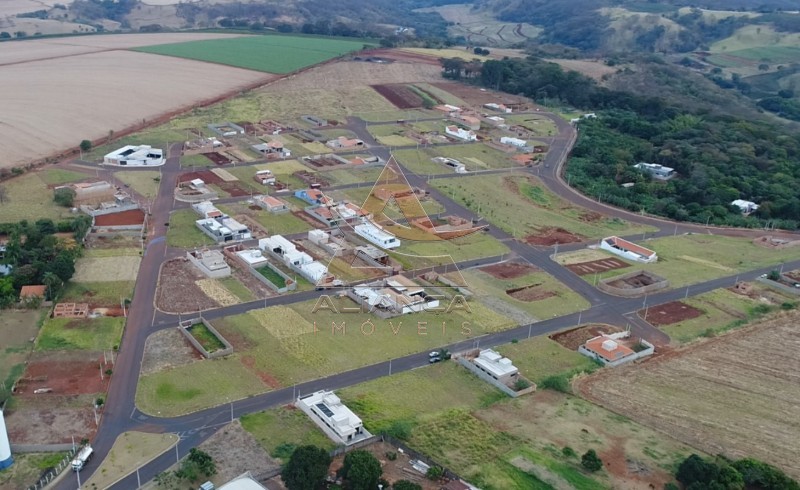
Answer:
(53, 105, 800, 490)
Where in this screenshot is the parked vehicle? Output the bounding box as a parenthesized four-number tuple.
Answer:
(71, 445, 93, 471)
(429, 356, 442, 363)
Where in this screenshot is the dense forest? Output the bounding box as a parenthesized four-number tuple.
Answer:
(466, 56, 800, 229)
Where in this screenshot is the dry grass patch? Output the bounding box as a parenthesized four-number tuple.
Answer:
(195, 279, 239, 307)
(248, 307, 309, 339)
(84, 432, 177, 490)
(72, 256, 141, 282)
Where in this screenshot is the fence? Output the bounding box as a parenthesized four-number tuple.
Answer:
(598, 269, 669, 297)
(756, 276, 800, 296)
(456, 357, 536, 398)
(178, 318, 234, 359)
(24, 446, 78, 490)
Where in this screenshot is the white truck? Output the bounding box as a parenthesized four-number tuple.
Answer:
(71, 445, 93, 471)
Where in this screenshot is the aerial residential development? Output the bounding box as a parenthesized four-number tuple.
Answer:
(0, 2, 799, 490)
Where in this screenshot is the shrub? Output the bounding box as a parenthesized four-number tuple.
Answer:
(386, 420, 414, 440)
(541, 374, 570, 393)
(426, 466, 444, 480)
(562, 446, 577, 458)
(514, 378, 531, 391)
(54, 187, 76, 207)
(393, 480, 422, 490)
(385, 451, 397, 461)
(581, 449, 603, 472)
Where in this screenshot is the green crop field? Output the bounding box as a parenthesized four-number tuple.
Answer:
(432, 173, 654, 239)
(133, 35, 371, 74)
(36, 317, 124, 352)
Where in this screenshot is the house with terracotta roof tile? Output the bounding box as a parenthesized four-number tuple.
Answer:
(579, 331, 654, 367)
(600, 236, 657, 263)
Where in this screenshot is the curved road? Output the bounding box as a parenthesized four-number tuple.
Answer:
(53, 104, 799, 490)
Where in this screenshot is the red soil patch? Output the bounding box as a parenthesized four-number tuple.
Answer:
(360, 48, 442, 66)
(480, 260, 538, 279)
(524, 227, 583, 246)
(506, 284, 555, 302)
(372, 84, 422, 109)
(566, 257, 630, 276)
(94, 208, 145, 226)
(550, 324, 623, 350)
(15, 353, 111, 396)
(204, 152, 233, 165)
(240, 355, 282, 389)
(640, 301, 704, 327)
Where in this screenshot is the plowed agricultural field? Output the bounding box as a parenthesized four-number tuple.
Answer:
(576, 311, 800, 479)
(0, 41, 272, 169)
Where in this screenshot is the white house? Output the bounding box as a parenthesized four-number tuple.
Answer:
(259, 235, 329, 284)
(103, 145, 164, 166)
(731, 199, 759, 215)
(445, 125, 477, 142)
(296, 391, 369, 445)
(192, 200, 224, 218)
(600, 236, 657, 263)
(634, 162, 675, 180)
(350, 276, 440, 315)
(354, 223, 400, 249)
(196, 217, 251, 243)
(500, 136, 527, 148)
(579, 332, 654, 367)
(473, 349, 519, 383)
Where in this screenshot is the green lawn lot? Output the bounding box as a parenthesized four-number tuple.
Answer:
(133, 35, 371, 74)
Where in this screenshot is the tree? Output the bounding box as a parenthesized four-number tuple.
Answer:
(281, 445, 331, 490)
(0, 185, 7, 204)
(393, 480, 422, 490)
(758, 63, 769, 71)
(176, 448, 216, 481)
(426, 465, 444, 480)
(0, 32, 11, 39)
(581, 449, 603, 472)
(341, 450, 382, 490)
(79, 140, 92, 152)
(767, 270, 781, 281)
(42, 272, 63, 301)
(53, 187, 76, 208)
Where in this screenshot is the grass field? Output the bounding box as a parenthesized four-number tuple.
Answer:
(72, 256, 141, 282)
(504, 114, 558, 137)
(241, 407, 335, 461)
(189, 323, 226, 353)
(203, 297, 515, 390)
(134, 34, 370, 74)
(217, 202, 312, 236)
(136, 358, 266, 416)
(0, 452, 70, 490)
(114, 170, 161, 199)
(255, 265, 287, 288)
(496, 336, 598, 383)
(435, 144, 518, 171)
(338, 362, 505, 434)
(167, 209, 215, 248)
(0, 172, 78, 223)
(60, 280, 136, 305)
(0, 310, 42, 401)
(711, 25, 800, 54)
(432, 173, 654, 239)
(325, 166, 384, 186)
(39, 168, 89, 186)
(578, 311, 800, 479)
(567, 234, 800, 289)
(391, 231, 510, 268)
(84, 432, 177, 490)
(36, 317, 124, 351)
(218, 277, 256, 302)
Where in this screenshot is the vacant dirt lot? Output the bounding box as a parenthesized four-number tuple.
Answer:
(15, 350, 110, 396)
(524, 227, 583, 246)
(199, 420, 280, 484)
(640, 301, 704, 326)
(551, 324, 623, 350)
(506, 284, 555, 302)
(567, 257, 630, 276)
(156, 258, 220, 313)
(72, 256, 141, 282)
(5, 394, 97, 444)
(576, 311, 800, 479)
(94, 209, 145, 226)
(480, 260, 538, 279)
(140, 328, 201, 376)
(0, 49, 271, 168)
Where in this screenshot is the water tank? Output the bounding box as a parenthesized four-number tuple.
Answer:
(0, 409, 13, 469)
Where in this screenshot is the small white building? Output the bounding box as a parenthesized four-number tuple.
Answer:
(254, 170, 276, 185)
(600, 236, 657, 263)
(355, 223, 400, 249)
(235, 248, 269, 268)
(187, 249, 231, 278)
(473, 349, 519, 383)
(500, 136, 527, 148)
(196, 217, 251, 243)
(445, 125, 477, 142)
(192, 200, 224, 218)
(731, 199, 759, 215)
(484, 103, 512, 113)
(297, 390, 369, 445)
(103, 145, 165, 166)
(634, 162, 675, 181)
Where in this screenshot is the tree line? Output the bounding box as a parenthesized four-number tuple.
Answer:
(460, 56, 800, 229)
